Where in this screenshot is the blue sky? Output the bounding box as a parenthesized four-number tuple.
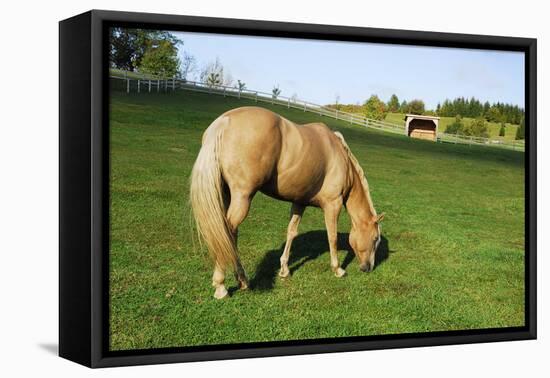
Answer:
(173, 31, 524, 110)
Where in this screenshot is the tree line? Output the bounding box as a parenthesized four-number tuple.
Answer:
(327, 93, 524, 139)
(436, 97, 524, 125)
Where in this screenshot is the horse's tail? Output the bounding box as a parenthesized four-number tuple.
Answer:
(190, 116, 237, 271)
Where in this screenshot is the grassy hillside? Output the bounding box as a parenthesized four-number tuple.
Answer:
(109, 87, 525, 351)
(385, 112, 520, 141)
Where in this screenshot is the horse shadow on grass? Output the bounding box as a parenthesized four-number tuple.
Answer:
(249, 231, 390, 291)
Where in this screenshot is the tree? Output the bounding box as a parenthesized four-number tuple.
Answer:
(139, 39, 181, 77)
(499, 122, 506, 137)
(516, 117, 525, 140)
(272, 85, 282, 99)
(200, 58, 232, 87)
(387, 94, 400, 112)
(483, 101, 491, 115)
(407, 99, 425, 115)
(445, 115, 464, 134)
(363, 95, 387, 120)
(464, 117, 489, 138)
(180, 52, 197, 81)
(237, 80, 246, 91)
(109, 28, 181, 73)
(205, 72, 222, 87)
(486, 106, 502, 123)
(399, 100, 408, 113)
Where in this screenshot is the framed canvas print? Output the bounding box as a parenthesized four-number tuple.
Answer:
(59, 10, 537, 368)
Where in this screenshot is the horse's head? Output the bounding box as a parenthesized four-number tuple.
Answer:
(349, 213, 384, 272)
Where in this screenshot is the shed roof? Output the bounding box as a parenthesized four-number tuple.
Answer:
(405, 114, 440, 120)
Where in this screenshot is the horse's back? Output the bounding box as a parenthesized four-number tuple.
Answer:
(215, 107, 284, 192)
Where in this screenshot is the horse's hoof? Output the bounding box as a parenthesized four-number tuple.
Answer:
(334, 268, 346, 278)
(214, 286, 228, 299)
(279, 267, 290, 278)
(239, 280, 249, 290)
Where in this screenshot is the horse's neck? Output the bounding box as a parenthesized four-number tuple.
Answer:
(346, 171, 375, 227)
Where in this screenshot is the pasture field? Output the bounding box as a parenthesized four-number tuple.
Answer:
(385, 112, 520, 141)
(109, 87, 525, 351)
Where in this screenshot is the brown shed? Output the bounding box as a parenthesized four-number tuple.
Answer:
(405, 114, 440, 141)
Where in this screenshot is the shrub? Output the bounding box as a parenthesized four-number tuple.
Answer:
(464, 117, 489, 138)
(499, 122, 506, 137)
(445, 115, 464, 134)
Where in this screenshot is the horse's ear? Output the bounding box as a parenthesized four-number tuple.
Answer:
(375, 213, 385, 224)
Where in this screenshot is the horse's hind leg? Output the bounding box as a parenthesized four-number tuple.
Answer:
(212, 263, 228, 299)
(226, 192, 252, 290)
(279, 203, 305, 278)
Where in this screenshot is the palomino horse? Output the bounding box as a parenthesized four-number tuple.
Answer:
(190, 106, 384, 299)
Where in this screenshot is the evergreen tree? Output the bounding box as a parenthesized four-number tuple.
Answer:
(499, 122, 506, 137)
(483, 101, 491, 115)
(387, 94, 400, 112)
(515, 117, 525, 140)
(399, 100, 408, 113)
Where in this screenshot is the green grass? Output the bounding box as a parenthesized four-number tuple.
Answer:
(385, 112, 521, 141)
(109, 87, 525, 351)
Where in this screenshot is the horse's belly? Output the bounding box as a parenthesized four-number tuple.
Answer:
(259, 168, 326, 207)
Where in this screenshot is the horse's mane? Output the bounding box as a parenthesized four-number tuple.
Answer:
(333, 131, 377, 216)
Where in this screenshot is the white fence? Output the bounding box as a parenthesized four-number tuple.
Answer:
(109, 69, 525, 152)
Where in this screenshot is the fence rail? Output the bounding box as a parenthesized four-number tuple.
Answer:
(109, 69, 525, 152)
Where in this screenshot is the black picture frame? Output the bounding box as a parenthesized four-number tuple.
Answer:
(59, 9, 537, 368)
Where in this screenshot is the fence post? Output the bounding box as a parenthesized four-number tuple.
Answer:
(349, 114, 352, 124)
(287, 98, 290, 108)
(238, 90, 241, 99)
(157, 80, 160, 92)
(469, 135, 472, 147)
(335, 110, 338, 120)
(303, 102, 306, 112)
(126, 78, 130, 94)
(223, 87, 226, 97)
(137, 80, 140, 93)
(148, 80, 151, 93)
(255, 92, 258, 102)
(172, 78, 175, 91)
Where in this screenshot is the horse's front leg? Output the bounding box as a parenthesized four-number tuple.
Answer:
(323, 198, 345, 278)
(279, 203, 305, 278)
